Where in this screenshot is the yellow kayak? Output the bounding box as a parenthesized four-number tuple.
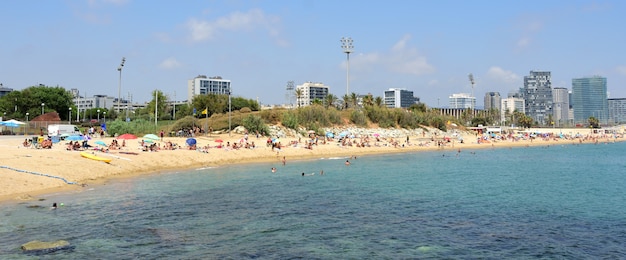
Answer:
(80, 152, 112, 163)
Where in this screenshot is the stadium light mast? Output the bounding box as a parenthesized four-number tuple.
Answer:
(340, 37, 354, 96)
(468, 73, 475, 110)
(117, 57, 126, 113)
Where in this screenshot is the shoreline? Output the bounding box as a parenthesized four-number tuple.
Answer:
(0, 129, 622, 204)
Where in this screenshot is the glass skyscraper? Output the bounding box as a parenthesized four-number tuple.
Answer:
(571, 76, 608, 125)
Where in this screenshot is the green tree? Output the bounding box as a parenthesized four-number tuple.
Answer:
(0, 85, 74, 119)
(374, 96, 383, 107)
(146, 90, 168, 120)
(409, 103, 427, 113)
(588, 116, 600, 128)
(350, 92, 359, 108)
(362, 94, 374, 107)
(324, 94, 337, 109)
(342, 94, 350, 109)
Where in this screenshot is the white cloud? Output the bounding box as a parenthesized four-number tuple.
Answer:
(159, 57, 182, 69)
(514, 19, 543, 51)
(351, 34, 435, 76)
(185, 9, 283, 44)
(487, 66, 519, 85)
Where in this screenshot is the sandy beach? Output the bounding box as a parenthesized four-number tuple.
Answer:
(0, 128, 622, 203)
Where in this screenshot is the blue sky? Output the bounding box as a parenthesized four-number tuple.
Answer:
(1, 0, 625, 107)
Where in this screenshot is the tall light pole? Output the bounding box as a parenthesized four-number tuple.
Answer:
(103, 111, 106, 124)
(69, 107, 72, 124)
(26, 112, 29, 135)
(117, 57, 126, 113)
(340, 37, 354, 96)
(41, 103, 45, 116)
(228, 90, 232, 136)
(468, 73, 475, 110)
(97, 109, 100, 123)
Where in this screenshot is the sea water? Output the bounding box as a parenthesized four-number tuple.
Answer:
(1, 142, 625, 259)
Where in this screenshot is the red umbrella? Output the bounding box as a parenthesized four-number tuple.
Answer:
(117, 133, 138, 140)
(214, 139, 223, 143)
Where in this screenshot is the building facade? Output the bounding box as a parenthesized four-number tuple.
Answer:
(384, 88, 418, 108)
(0, 85, 12, 98)
(484, 92, 501, 111)
(188, 75, 231, 102)
(449, 93, 475, 109)
(295, 82, 329, 107)
(608, 98, 626, 124)
(552, 87, 570, 127)
(500, 97, 525, 124)
(571, 76, 608, 125)
(521, 70, 553, 125)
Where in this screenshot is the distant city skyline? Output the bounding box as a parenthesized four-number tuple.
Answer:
(1, 1, 625, 107)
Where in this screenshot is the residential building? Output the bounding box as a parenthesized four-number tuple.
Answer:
(384, 88, 419, 108)
(449, 93, 475, 109)
(608, 98, 626, 124)
(552, 87, 570, 127)
(521, 70, 553, 125)
(187, 75, 231, 102)
(500, 97, 525, 124)
(571, 76, 608, 125)
(484, 92, 501, 111)
(295, 82, 329, 107)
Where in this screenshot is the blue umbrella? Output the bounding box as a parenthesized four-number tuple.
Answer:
(326, 132, 334, 138)
(186, 138, 197, 146)
(95, 140, 107, 146)
(65, 135, 83, 141)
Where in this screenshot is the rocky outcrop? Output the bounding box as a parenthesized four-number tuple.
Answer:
(21, 240, 72, 254)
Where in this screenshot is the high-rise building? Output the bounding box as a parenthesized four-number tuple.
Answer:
(295, 82, 329, 107)
(608, 98, 626, 124)
(500, 97, 525, 124)
(484, 92, 501, 111)
(521, 70, 553, 125)
(552, 87, 570, 127)
(384, 88, 419, 108)
(449, 93, 475, 109)
(571, 76, 608, 125)
(0, 84, 12, 98)
(188, 75, 231, 102)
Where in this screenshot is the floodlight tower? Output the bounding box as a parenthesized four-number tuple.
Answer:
(340, 37, 354, 96)
(286, 81, 295, 108)
(468, 73, 475, 110)
(117, 57, 126, 113)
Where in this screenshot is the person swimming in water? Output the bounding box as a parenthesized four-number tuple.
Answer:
(345, 160, 351, 166)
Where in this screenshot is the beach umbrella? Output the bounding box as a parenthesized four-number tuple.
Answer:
(5, 119, 25, 125)
(373, 133, 380, 137)
(326, 132, 334, 138)
(143, 134, 159, 141)
(117, 133, 138, 140)
(60, 133, 72, 138)
(65, 135, 83, 141)
(0, 121, 19, 128)
(338, 131, 350, 137)
(214, 139, 223, 143)
(94, 140, 107, 146)
(186, 138, 197, 146)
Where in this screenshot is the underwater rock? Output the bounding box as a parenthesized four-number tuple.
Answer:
(21, 240, 72, 254)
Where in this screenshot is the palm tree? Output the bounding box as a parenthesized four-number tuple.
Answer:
(295, 88, 303, 107)
(362, 94, 374, 107)
(324, 94, 337, 109)
(350, 92, 358, 108)
(374, 96, 383, 107)
(342, 94, 350, 109)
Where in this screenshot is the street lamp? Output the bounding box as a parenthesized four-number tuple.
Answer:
(41, 103, 45, 115)
(68, 107, 72, 124)
(103, 111, 106, 123)
(26, 112, 29, 122)
(26, 112, 29, 135)
(117, 57, 126, 113)
(340, 37, 354, 97)
(97, 109, 100, 123)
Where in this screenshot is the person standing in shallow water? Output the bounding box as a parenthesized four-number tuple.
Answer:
(345, 160, 351, 166)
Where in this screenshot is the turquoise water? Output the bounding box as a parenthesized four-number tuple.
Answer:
(1, 142, 625, 258)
